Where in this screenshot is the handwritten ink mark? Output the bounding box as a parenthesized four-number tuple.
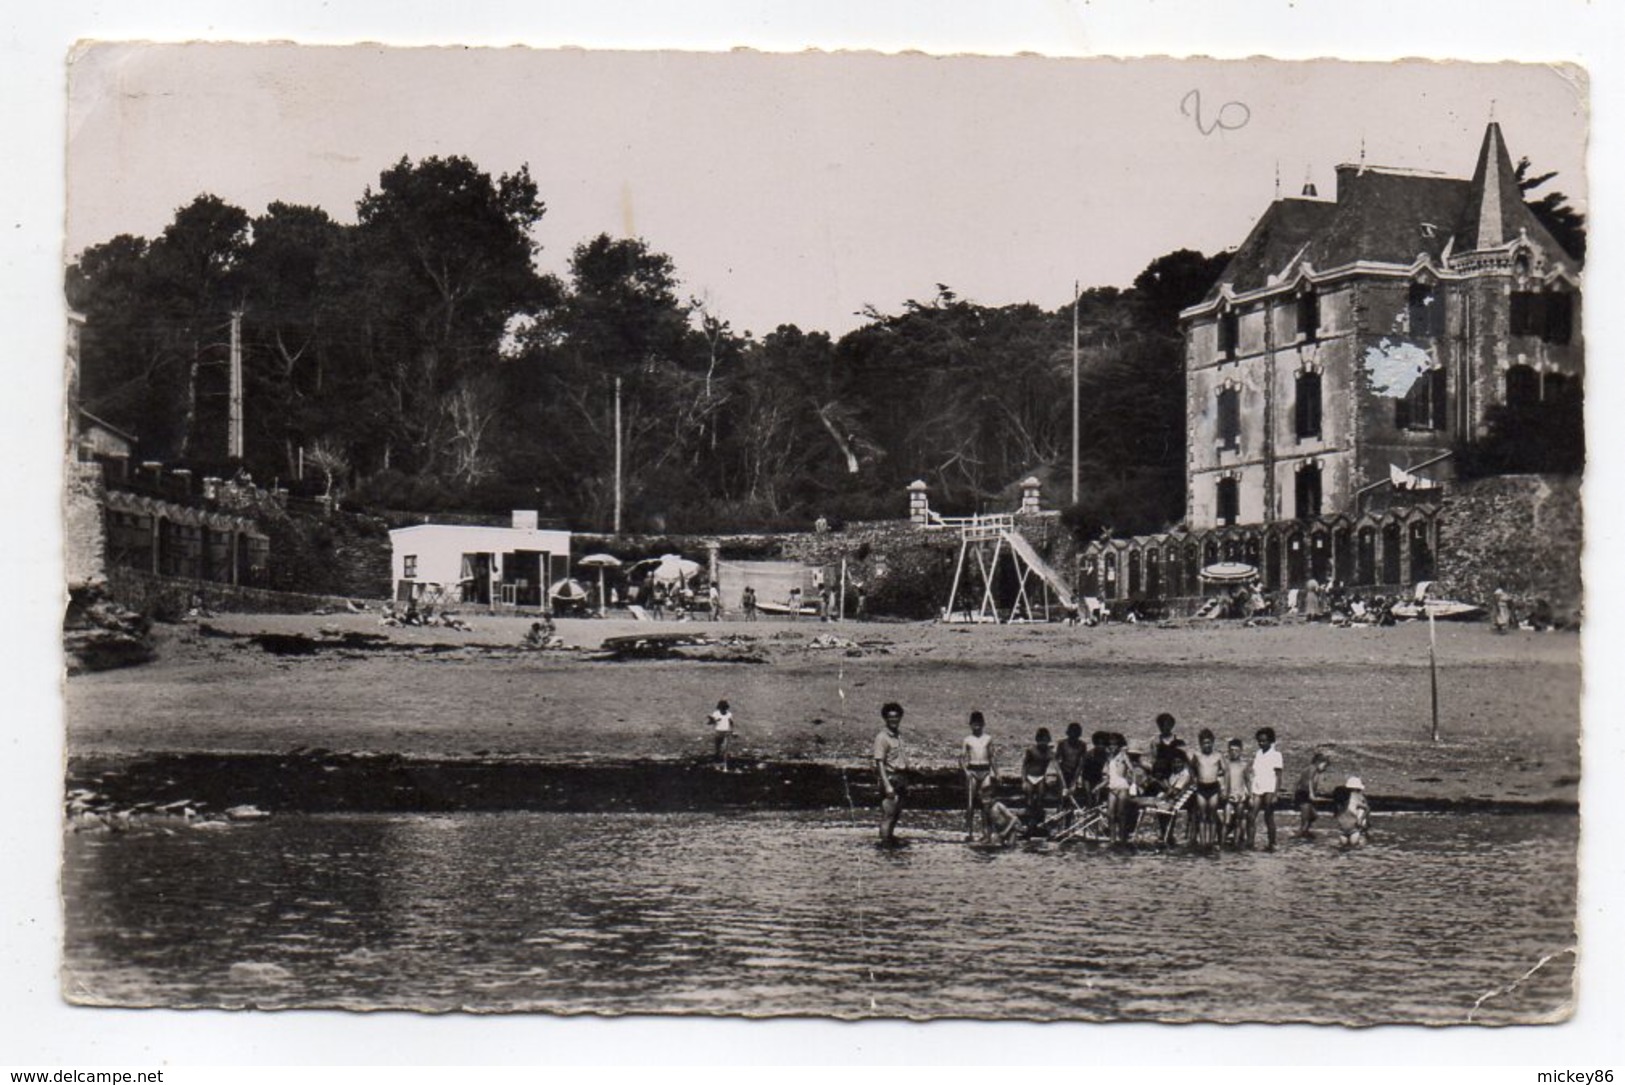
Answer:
(1182, 89, 1251, 136)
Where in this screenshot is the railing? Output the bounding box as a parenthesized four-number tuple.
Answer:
(926, 511, 1015, 540)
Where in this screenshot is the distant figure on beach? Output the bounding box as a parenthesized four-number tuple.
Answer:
(1492, 588, 1514, 634)
(708, 699, 735, 771)
(1333, 776, 1370, 848)
(742, 586, 758, 620)
(788, 586, 803, 620)
(1303, 578, 1325, 621)
(1294, 750, 1332, 837)
(874, 702, 909, 844)
(651, 583, 668, 621)
(1250, 727, 1284, 850)
(960, 711, 997, 842)
(707, 584, 722, 621)
(522, 617, 558, 649)
(854, 586, 868, 621)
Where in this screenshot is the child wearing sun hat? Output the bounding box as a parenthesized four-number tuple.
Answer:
(1334, 775, 1370, 848)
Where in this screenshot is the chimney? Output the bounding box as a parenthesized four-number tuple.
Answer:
(1334, 163, 1361, 203)
(512, 510, 539, 530)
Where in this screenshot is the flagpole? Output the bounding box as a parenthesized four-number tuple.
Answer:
(1428, 607, 1441, 743)
(1071, 280, 1080, 506)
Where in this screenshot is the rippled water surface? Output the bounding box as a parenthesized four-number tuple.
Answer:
(63, 810, 1576, 1022)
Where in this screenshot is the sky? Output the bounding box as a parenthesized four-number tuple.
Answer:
(66, 46, 1587, 336)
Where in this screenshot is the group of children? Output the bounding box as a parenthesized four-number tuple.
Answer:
(958, 711, 1371, 850)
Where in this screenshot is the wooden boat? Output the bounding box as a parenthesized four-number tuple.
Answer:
(1391, 599, 1485, 621)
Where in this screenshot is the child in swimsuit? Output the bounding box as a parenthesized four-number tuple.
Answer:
(1020, 728, 1059, 831)
(1055, 722, 1089, 818)
(960, 711, 998, 841)
(1222, 738, 1251, 847)
(1104, 735, 1133, 842)
(1190, 728, 1227, 847)
(1294, 750, 1332, 837)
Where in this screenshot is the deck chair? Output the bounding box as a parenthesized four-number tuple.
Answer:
(1132, 784, 1195, 845)
(1037, 793, 1104, 842)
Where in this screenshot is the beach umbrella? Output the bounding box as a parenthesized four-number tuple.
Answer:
(1199, 561, 1257, 583)
(549, 577, 590, 602)
(577, 553, 622, 614)
(648, 554, 701, 584)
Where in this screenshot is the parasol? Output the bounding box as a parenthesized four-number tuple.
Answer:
(1199, 561, 1258, 583)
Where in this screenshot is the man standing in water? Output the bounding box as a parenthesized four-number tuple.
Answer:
(874, 702, 909, 845)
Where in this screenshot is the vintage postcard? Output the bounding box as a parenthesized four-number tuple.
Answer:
(60, 44, 1585, 1023)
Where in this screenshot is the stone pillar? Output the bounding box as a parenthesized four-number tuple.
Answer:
(1019, 476, 1042, 514)
(907, 480, 930, 526)
(707, 541, 720, 589)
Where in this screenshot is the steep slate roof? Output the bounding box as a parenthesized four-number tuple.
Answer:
(1208, 197, 1338, 297)
(1199, 123, 1575, 306)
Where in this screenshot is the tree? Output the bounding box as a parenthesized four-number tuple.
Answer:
(1515, 156, 1586, 262)
(237, 202, 347, 475)
(346, 156, 554, 476)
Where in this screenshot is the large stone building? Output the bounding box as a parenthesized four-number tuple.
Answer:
(1078, 122, 1582, 607)
(1182, 121, 1582, 531)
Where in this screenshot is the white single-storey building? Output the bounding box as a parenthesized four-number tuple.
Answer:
(388, 511, 571, 609)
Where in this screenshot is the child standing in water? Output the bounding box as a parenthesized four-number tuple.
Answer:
(1104, 734, 1133, 842)
(1189, 729, 1227, 847)
(960, 711, 998, 842)
(1294, 750, 1332, 837)
(1249, 727, 1285, 850)
(1222, 738, 1251, 846)
(1333, 775, 1371, 848)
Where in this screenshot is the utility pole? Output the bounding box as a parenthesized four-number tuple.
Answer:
(613, 376, 624, 535)
(228, 310, 244, 461)
(1071, 281, 1081, 506)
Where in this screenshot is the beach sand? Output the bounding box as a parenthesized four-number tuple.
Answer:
(64, 611, 1581, 808)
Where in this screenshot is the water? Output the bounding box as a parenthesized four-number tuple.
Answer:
(62, 810, 1576, 1023)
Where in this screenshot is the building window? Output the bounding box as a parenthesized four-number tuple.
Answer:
(1295, 463, 1323, 520)
(1217, 310, 1239, 359)
(1395, 367, 1447, 431)
(1295, 371, 1322, 439)
(1408, 282, 1444, 337)
(1511, 291, 1575, 345)
(1216, 477, 1240, 527)
(1505, 365, 1539, 411)
(1217, 387, 1241, 450)
(403, 554, 418, 578)
(1296, 289, 1320, 341)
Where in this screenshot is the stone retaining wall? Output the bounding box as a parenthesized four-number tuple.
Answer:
(1433, 474, 1582, 620)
